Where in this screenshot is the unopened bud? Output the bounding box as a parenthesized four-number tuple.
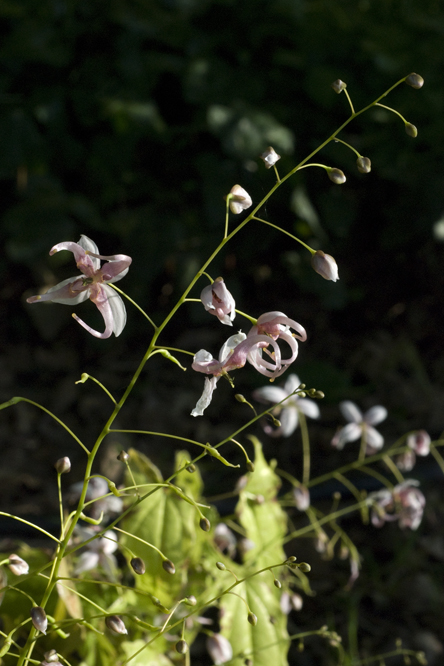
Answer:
(405, 123, 418, 138)
(162, 559, 176, 575)
(8, 554, 29, 576)
(216, 561, 226, 571)
(227, 185, 253, 214)
(30, 606, 47, 634)
(246, 461, 255, 473)
(356, 156, 371, 174)
(331, 79, 347, 94)
(105, 615, 128, 635)
(327, 168, 346, 184)
(260, 146, 281, 169)
(235, 394, 246, 402)
(311, 250, 339, 282)
(185, 595, 197, 606)
(297, 383, 306, 390)
(274, 578, 282, 589)
(54, 457, 71, 474)
(298, 562, 311, 573)
(285, 556, 297, 563)
(314, 391, 325, 399)
(199, 517, 211, 532)
(43, 650, 59, 663)
(247, 612, 257, 626)
(0, 638, 12, 657)
(293, 485, 310, 511)
(186, 464, 196, 473)
(130, 557, 146, 575)
(176, 639, 189, 654)
(117, 450, 129, 462)
(405, 73, 424, 89)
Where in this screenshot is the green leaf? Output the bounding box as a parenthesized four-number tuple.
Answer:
(121, 640, 174, 666)
(236, 436, 287, 568)
(220, 575, 289, 666)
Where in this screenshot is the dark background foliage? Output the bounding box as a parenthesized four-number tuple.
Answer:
(1, 0, 444, 663)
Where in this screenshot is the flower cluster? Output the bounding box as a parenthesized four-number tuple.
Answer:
(369, 480, 425, 531)
(191, 310, 307, 416)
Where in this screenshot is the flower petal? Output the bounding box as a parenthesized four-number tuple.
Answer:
(27, 277, 90, 306)
(102, 284, 127, 336)
(339, 401, 362, 424)
(279, 406, 299, 436)
(191, 376, 219, 417)
(298, 398, 320, 420)
(331, 423, 362, 449)
(364, 405, 387, 426)
(252, 385, 287, 404)
(364, 425, 384, 449)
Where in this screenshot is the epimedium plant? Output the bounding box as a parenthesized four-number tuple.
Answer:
(0, 72, 438, 666)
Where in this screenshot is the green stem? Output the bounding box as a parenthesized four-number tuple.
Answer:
(252, 217, 315, 254)
(299, 411, 311, 486)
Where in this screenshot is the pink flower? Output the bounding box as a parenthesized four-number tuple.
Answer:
(369, 480, 425, 531)
(311, 250, 339, 282)
(331, 401, 387, 453)
(200, 277, 236, 326)
(407, 430, 431, 456)
(27, 235, 132, 339)
(247, 312, 307, 380)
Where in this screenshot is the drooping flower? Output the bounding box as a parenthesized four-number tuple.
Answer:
(260, 146, 281, 169)
(200, 277, 236, 326)
(72, 526, 118, 576)
(292, 485, 310, 511)
(247, 312, 307, 380)
(369, 480, 425, 531)
(331, 400, 387, 453)
(8, 554, 29, 576)
(227, 184, 252, 214)
(253, 373, 319, 437)
(191, 332, 281, 416)
(26, 235, 132, 339)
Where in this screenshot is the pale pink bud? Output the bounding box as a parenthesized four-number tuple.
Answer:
(8, 554, 29, 576)
(43, 650, 61, 664)
(206, 634, 233, 665)
(311, 250, 339, 282)
(200, 277, 236, 326)
(405, 73, 424, 89)
(228, 185, 252, 214)
(407, 430, 431, 456)
(260, 146, 281, 169)
(331, 79, 347, 94)
(396, 450, 416, 472)
(54, 457, 71, 474)
(293, 485, 310, 511)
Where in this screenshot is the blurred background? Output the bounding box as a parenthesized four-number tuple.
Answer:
(1, 0, 444, 663)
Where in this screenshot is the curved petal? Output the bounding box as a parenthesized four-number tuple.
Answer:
(50, 240, 96, 275)
(331, 423, 362, 449)
(252, 385, 287, 404)
(298, 398, 320, 420)
(283, 374, 300, 395)
(100, 256, 132, 282)
(73, 285, 114, 339)
(219, 332, 247, 363)
(191, 376, 219, 416)
(277, 330, 299, 366)
(102, 284, 127, 336)
(280, 406, 299, 436)
(339, 401, 362, 424)
(78, 235, 101, 271)
(27, 277, 90, 306)
(364, 425, 384, 449)
(364, 405, 387, 426)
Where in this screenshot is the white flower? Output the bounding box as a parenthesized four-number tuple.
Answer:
(260, 146, 281, 168)
(331, 400, 387, 452)
(227, 184, 252, 214)
(253, 374, 319, 437)
(73, 527, 118, 576)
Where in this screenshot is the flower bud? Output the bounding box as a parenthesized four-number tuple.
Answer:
(54, 457, 71, 474)
(293, 485, 310, 511)
(162, 559, 176, 575)
(105, 615, 128, 635)
(44, 650, 60, 663)
(396, 450, 416, 472)
(247, 611, 257, 626)
(328, 168, 346, 184)
(405, 73, 424, 89)
(199, 517, 211, 532)
(311, 250, 339, 282)
(356, 156, 371, 174)
(246, 461, 255, 473)
(30, 606, 47, 634)
(206, 634, 233, 665)
(117, 450, 129, 462)
(185, 595, 197, 606)
(176, 639, 189, 654)
(216, 561, 226, 571)
(298, 562, 311, 573)
(186, 464, 196, 473)
(274, 578, 282, 589)
(8, 554, 29, 576)
(260, 146, 281, 169)
(405, 123, 418, 138)
(227, 185, 253, 214)
(331, 79, 347, 94)
(130, 557, 146, 575)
